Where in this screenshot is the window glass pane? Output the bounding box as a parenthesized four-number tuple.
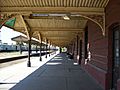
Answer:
(114, 40, 119, 57)
(114, 28, 120, 67)
(114, 30, 119, 39)
(114, 58, 119, 67)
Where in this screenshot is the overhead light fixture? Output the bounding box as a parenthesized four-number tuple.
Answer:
(49, 14, 66, 16)
(63, 16, 70, 20)
(32, 13, 71, 20)
(32, 14, 48, 16)
(71, 14, 80, 17)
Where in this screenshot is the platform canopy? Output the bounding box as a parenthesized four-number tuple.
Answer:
(0, 0, 109, 47)
(11, 35, 45, 46)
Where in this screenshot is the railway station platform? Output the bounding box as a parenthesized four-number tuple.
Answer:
(0, 51, 49, 63)
(0, 52, 103, 90)
(0, 51, 58, 90)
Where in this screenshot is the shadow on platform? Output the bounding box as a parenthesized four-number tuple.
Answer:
(10, 53, 103, 90)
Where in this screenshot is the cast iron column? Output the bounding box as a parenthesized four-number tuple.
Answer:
(19, 42, 22, 54)
(72, 42, 75, 59)
(55, 46, 56, 54)
(39, 43, 42, 61)
(45, 40, 48, 58)
(79, 40, 82, 65)
(36, 45, 38, 53)
(27, 39, 31, 67)
(77, 35, 79, 55)
(60, 47, 62, 53)
(49, 43, 50, 57)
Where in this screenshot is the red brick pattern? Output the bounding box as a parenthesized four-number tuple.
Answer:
(67, 0, 120, 90)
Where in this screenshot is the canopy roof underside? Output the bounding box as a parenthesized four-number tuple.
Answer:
(0, 0, 109, 47)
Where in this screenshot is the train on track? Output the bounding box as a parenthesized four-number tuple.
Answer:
(0, 44, 31, 52)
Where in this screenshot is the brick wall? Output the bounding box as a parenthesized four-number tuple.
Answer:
(81, 0, 120, 89)
(67, 0, 120, 90)
(81, 21, 108, 90)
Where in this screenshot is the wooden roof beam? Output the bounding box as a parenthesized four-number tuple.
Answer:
(20, 15, 32, 40)
(42, 35, 79, 38)
(48, 37, 73, 39)
(52, 40, 72, 42)
(49, 39, 72, 41)
(0, 7, 104, 15)
(14, 27, 84, 32)
(50, 41, 72, 44)
(42, 32, 82, 36)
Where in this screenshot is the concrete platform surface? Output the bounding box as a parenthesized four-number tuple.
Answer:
(0, 51, 58, 90)
(7, 53, 103, 90)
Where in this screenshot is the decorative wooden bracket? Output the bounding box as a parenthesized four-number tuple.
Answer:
(45, 38, 48, 44)
(79, 14, 105, 36)
(37, 32, 42, 43)
(0, 12, 31, 28)
(48, 40, 51, 47)
(32, 31, 42, 43)
(20, 15, 32, 40)
(0, 13, 18, 28)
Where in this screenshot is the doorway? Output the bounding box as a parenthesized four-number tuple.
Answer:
(112, 24, 120, 90)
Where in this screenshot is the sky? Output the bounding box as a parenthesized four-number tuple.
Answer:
(0, 26, 58, 47)
(0, 26, 24, 45)
(0, 26, 42, 45)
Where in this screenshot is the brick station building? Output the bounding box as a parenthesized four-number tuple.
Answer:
(67, 0, 120, 90)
